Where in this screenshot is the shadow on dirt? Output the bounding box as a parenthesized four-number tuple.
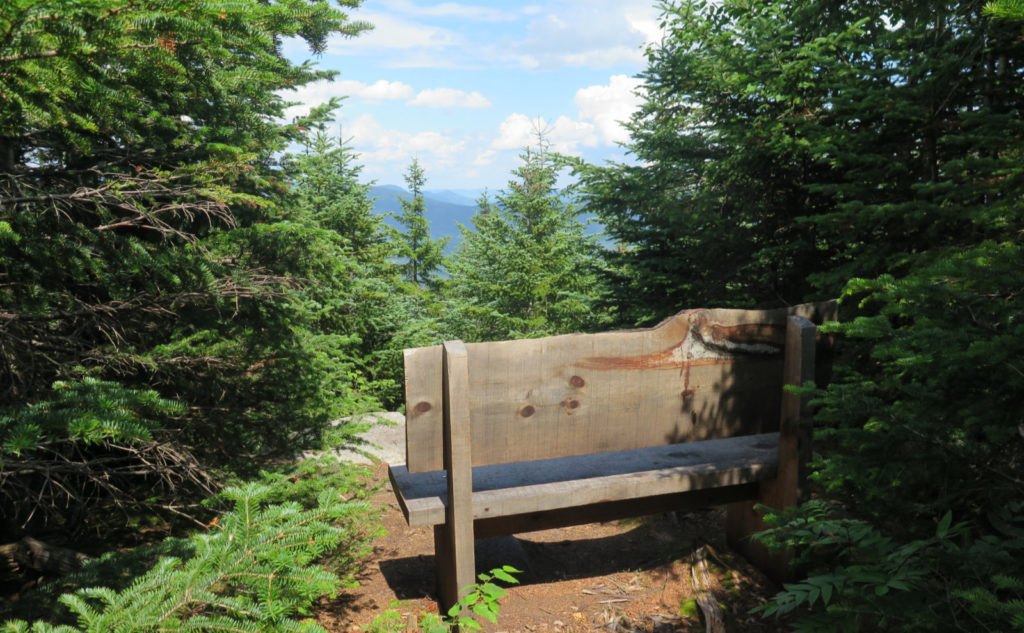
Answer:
(378, 510, 721, 600)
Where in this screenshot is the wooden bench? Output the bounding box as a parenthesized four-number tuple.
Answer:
(388, 302, 835, 611)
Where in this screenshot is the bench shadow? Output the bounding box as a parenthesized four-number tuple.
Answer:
(377, 511, 723, 600)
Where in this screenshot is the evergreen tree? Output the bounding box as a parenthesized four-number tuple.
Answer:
(394, 159, 448, 288)
(580, 1, 1024, 630)
(287, 129, 386, 256)
(281, 129, 417, 410)
(447, 138, 608, 341)
(0, 0, 374, 534)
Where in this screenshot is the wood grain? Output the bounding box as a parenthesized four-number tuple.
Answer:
(435, 341, 475, 612)
(726, 315, 817, 582)
(389, 432, 780, 527)
(403, 302, 835, 473)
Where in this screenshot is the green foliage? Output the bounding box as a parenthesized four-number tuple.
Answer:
(0, 379, 219, 536)
(580, 1, 1024, 630)
(281, 132, 435, 410)
(4, 451, 375, 625)
(393, 159, 449, 289)
(787, 241, 1024, 630)
(753, 502, 965, 632)
(446, 139, 610, 341)
(956, 573, 1024, 632)
(575, 0, 846, 322)
(285, 130, 387, 257)
(2, 482, 367, 633)
(366, 567, 521, 633)
(756, 500, 1024, 632)
(0, 378, 181, 457)
(813, 242, 1024, 524)
(578, 0, 1024, 323)
(0, 0, 390, 505)
(986, 0, 1024, 20)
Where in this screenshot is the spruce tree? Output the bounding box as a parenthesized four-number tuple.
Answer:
(394, 159, 448, 288)
(447, 138, 608, 340)
(0, 0, 376, 533)
(287, 129, 386, 256)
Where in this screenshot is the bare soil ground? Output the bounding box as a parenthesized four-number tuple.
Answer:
(315, 462, 789, 633)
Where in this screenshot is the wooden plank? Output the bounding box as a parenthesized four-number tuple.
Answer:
(727, 316, 816, 582)
(403, 304, 835, 473)
(404, 345, 442, 472)
(775, 315, 817, 507)
(435, 341, 476, 612)
(472, 483, 761, 539)
(389, 433, 780, 527)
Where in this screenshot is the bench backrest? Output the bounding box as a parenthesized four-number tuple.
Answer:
(403, 301, 835, 473)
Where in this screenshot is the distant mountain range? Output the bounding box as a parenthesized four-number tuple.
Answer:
(368, 184, 606, 253)
(369, 185, 482, 251)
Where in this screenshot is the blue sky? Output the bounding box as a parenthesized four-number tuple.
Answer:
(282, 0, 662, 191)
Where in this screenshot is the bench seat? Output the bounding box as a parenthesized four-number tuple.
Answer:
(388, 432, 780, 530)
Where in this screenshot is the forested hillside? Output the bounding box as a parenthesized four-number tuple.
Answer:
(2, 0, 1023, 631)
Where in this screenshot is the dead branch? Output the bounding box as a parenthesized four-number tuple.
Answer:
(1, 167, 239, 241)
(691, 545, 726, 633)
(1, 438, 220, 537)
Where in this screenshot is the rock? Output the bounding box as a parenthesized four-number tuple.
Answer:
(306, 412, 407, 466)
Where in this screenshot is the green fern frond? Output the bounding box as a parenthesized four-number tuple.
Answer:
(7, 481, 361, 632)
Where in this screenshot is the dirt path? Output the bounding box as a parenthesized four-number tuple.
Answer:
(316, 461, 788, 633)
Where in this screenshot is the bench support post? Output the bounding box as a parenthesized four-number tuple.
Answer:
(727, 315, 816, 582)
(435, 340, 475, 615)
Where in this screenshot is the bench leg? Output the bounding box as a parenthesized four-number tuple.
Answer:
(726, 494, 794, 584)
(727, 315, 816, 583)
(434, 522, 476, 616)
(435, 341, 477, 617)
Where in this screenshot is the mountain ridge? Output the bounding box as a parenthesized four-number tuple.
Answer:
(369, 185, 605, 252)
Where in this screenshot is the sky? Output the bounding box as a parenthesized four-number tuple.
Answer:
(281, 0, 663, 191)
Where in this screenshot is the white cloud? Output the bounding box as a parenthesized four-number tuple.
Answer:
(492, 113, 540, 150)
(575, 75, 645, 145)
(358, 79, 415, 100)
(491, 113, 597, 155)
(329, 13, 462, 52)
(548, 116, 599, 154)
(474, 149, 497, 166)
(482, 75, 643, 158)
(560, 46, 647, 69)
(496, 0, 659, 70)
(322, 0, 661, 71)
(624, 8, 665, 47)
(379, 0, 517, 22)
(280, 79, 413, 120)
(348, 114, 466, 167)
(407, 88, 492, 109)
